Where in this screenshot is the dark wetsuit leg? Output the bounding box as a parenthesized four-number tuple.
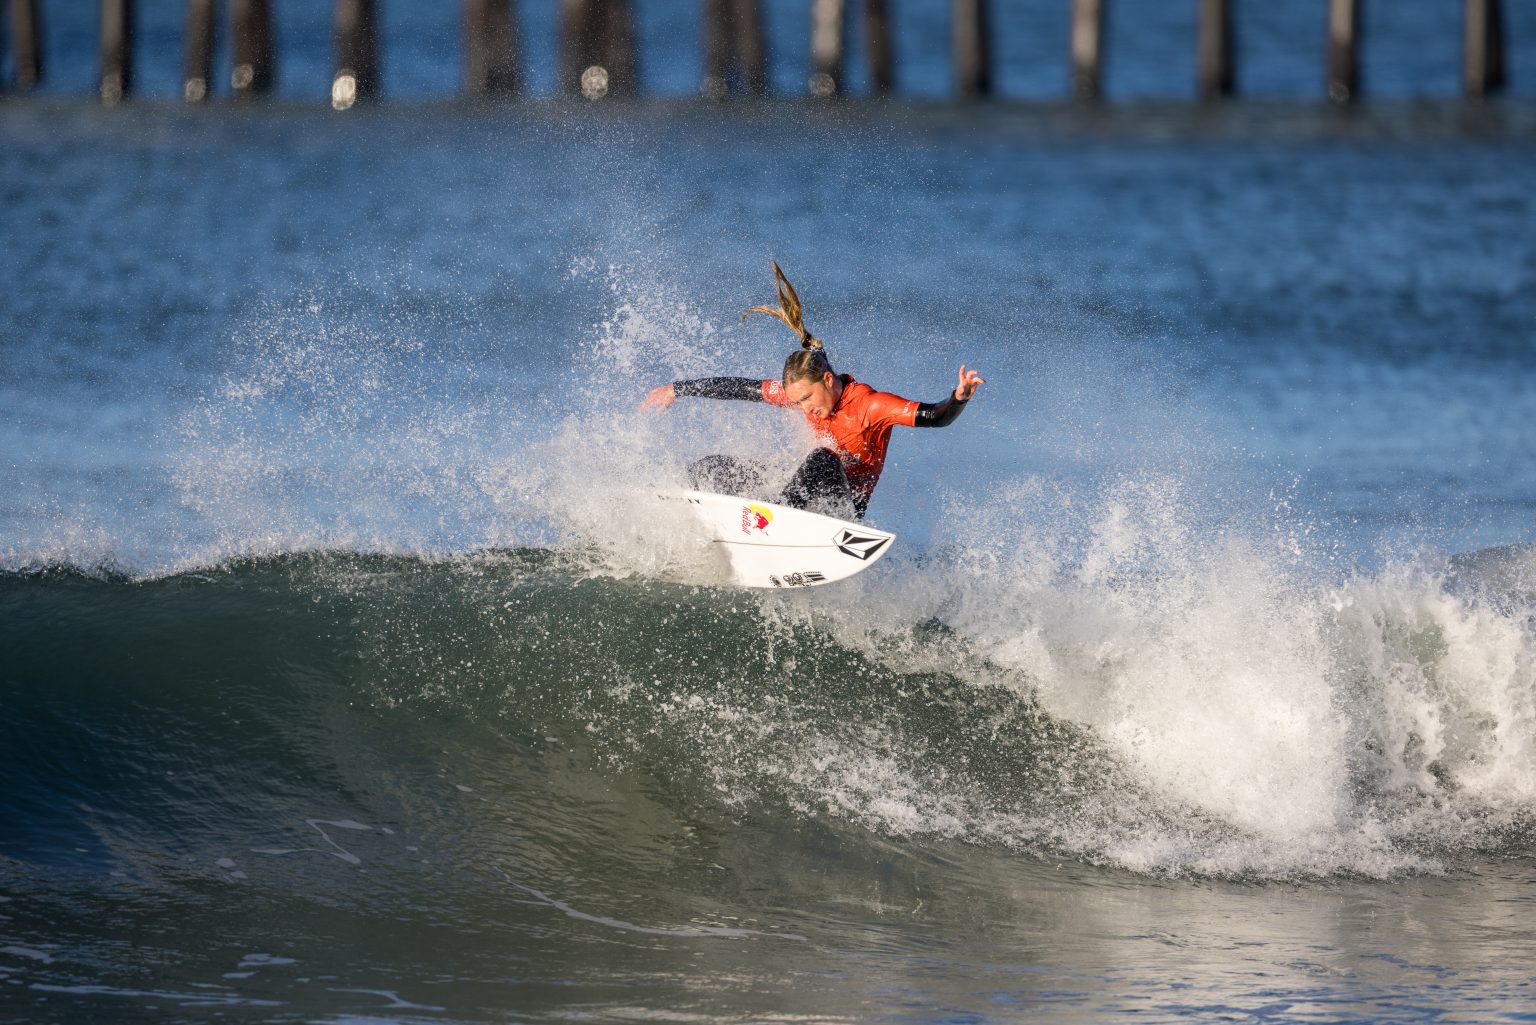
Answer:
(688, 455, 768, 496)
(780, 448, 858, 520)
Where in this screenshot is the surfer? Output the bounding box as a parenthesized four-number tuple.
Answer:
(642, 262, 984, 520)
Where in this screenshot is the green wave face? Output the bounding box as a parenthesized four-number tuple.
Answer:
(6, 545, 1536, 890)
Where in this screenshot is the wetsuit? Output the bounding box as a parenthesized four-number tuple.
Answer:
(672, 374, 970, 519)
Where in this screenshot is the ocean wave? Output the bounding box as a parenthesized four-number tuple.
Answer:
(5, 541, 1533, 881)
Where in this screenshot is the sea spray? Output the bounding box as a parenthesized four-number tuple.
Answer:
(172, 294, 537, 573)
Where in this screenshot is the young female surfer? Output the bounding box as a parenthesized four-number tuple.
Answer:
(642, 262, 984, 521)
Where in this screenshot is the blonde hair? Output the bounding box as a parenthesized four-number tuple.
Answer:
(740, 260, 834, 385)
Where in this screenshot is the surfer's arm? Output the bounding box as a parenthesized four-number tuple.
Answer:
(913, 364, 984, 428)
(674, 377, 768, 402)
(643, 377, 767, 412)
(913, 396, 968, 428)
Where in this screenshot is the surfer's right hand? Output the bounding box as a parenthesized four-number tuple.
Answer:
(642, 384, 676, 412)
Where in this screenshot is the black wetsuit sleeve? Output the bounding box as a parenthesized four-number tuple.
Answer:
(673, 377, 765, 402)
(914, 396, 968, 428)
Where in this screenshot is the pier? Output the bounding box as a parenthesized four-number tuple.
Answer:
(0, 0, 1516, 105)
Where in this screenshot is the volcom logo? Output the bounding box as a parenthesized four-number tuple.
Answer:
(833, 529, 890, 561)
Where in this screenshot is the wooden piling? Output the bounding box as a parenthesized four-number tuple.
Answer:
(1464, 0, 1506, 98)
(100, 0, 134, 104)
(8, 0, 44, 91)
(465, 0, 520, 97)
(865, 0, 893, 95)
(1197, 0, 1233, 98)
(702, 0, 766, 98)
(735, 0, 767, 95)
(559, 0, 587, 95)
(561, 0, 638, 98)
(333, 0, 380, 109)
(608, 0, 638, 95)
(809, 0, 844, 96)
(183, 0, 215, 102)
(229, 0, 275, 98)
(702, 0, 730, 98)
(1326, 0, 1360, 103)
(1069, 0, 1104, 101)
(952, 0, 989, 96)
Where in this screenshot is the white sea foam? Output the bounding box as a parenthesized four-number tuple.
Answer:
(782, 475, 1536, 878)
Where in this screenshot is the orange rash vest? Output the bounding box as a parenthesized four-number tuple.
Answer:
(759, 374, 919, 509)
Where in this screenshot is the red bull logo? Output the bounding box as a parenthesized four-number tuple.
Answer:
(740, 503, 774, 535)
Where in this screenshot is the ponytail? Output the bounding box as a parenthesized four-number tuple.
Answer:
(740, 260, 836, 385)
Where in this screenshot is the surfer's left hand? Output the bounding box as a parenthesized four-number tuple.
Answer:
(955, 365, 985, 402)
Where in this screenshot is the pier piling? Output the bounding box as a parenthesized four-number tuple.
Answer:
(183, 0, 215, 102)
(1464, 0, 1506, 98)
(3, 0, 1523, 109)
(865, 0, 893, 95)
(229, 0, 274, 98)
(702, 0, 766, 98)
(1197, 0, 1233, 98)
(736, 0, 767, 95)
(608, 0, 638, 96)
(809, 0, 899, 97)
(1070, 0, 1104, 101)
(559, 0, 583, 95)
(561, 0, 637, 99)
(1326, 0, 1360, 103)
(465, 0, 520, 97)
(100, 0, 134, 104)
(702, 0, 730, 98)
(953, 0, 990, 97)
(8, 0, 43, 91)
(809, 0, 845, 97)
(333, 0, 380, 109)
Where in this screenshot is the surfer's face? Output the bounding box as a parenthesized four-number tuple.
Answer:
(785, 371, 839, 419)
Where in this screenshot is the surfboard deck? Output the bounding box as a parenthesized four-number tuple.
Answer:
(658, 490, 895, 589)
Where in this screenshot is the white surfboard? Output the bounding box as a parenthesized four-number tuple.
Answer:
(658, 490, 896, 589)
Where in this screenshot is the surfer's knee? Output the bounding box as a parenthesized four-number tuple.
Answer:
(781, 448, 855, 519)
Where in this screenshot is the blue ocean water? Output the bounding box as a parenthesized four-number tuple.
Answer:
(5, 4, 1536, 1023)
